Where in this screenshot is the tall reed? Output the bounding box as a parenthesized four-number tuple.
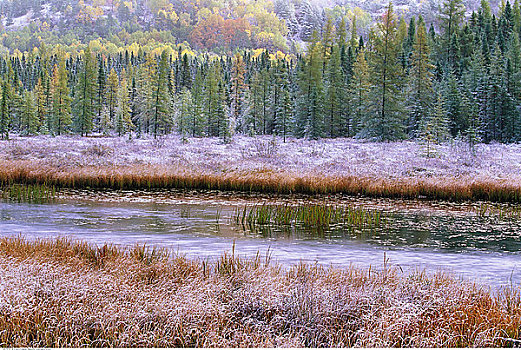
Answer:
(232, 203, 383, 234)
(0, 236, 519, 347)
(2, 183, 56, 203)
(1, 160, 521, 203)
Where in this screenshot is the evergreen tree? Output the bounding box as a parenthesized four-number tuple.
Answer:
(349, 50, 370, 136)
(21, 90, 38, 135)
(365, 3, 405, 140)
(407, 16, 435, 138)
(51, 60, 72, 135)
(296, 30, 324, 139)
(116, 70, 134, 137)
(324, 45, 344, 137)
(420, 92, 450, 157)
(152, 49, 174, 137)
(105, 68, 119, 133)
(176, 87, 193, 140)
(73, 47, 97, 136)
(230, 54, 246, 134)
(0, 81, 10, 140)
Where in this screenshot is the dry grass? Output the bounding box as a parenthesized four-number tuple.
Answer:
(0, 236, 520, 347)
(1, 159, 521, 203)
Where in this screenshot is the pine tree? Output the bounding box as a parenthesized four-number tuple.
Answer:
(407, 16, 435, 137)
(116, 70, 134, 137)
(105, 68, 119, 133)
(51, 60, 72, 136)
(152, 49, 174, 137)
(365, 3, 405, 140)
(21, 90, 38, 135)
(324, 45, 344, 137)
(420, 92, 450, 157)
(439, 0, 466, 65)
(296, 30, 324, 139)
(349, 50, 370, 136)
(176, 87, 193, 140)
(190, 69, 205, 137)
(73, 47, 97, 136)
(34, 76, 48, 134)
(0, 81, 10, 140)
(135, 54, 156, 136)
(96, 59, 106, 132)
(230, 54, 246, 135)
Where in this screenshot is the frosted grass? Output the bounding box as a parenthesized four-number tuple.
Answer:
(2, 134, 520, 181)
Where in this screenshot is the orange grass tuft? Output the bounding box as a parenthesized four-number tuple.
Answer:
(0, 236, 520, 347)
(1, 160, 521, 202)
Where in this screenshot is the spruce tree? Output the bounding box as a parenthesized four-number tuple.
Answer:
(73, 47, 97, 136)
(152, 49, 174, 137)
(116, 70, 134, 137)
(296, 30, 324, 139)
(408, 16, 435, 138)
(21, 90, 38, 135)
(365, 3, 405, 141)
(105, 68, 119, 133)
(0, 81, 10, 140)
(51, 60, 72, 136)
(349, 50, 370, 136)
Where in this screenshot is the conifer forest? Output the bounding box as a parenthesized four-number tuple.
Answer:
(2, 0, 521, 347)
(0, 0, 520, 144)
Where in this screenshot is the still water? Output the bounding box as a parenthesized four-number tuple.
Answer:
(1, 190, 520, 287)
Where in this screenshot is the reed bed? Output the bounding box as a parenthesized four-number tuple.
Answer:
(232, 204, 383, 233)
(0, 236, 520, 347)
(2, 160, 521, 203)
(1, 183, 56, 203)
(476, 203, 521, 219)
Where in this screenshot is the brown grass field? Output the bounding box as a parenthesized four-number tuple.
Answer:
(0, 236, 520, 347)
(1, 159, 521, 202)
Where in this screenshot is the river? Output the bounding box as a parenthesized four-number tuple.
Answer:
(1, 190, 520, 288)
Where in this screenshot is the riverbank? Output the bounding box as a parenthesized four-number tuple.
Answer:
(1, 135, 521, 202)
(0, 236, 519, 347)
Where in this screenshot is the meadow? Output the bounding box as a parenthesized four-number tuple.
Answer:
(0, 236, 520, 347)
(1, 135, 521, 202)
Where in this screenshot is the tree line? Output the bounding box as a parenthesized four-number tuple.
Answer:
(0, 0, 520, 145)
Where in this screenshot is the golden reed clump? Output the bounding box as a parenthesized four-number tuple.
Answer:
(1, 160, 521, 202)
(0, 236, 520, 347)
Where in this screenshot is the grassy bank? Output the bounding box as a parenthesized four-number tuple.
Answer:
(2, 159, 521, 202)
(0, 236, 520, 347)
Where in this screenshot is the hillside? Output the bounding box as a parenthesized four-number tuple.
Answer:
(0, 0, 502, 53)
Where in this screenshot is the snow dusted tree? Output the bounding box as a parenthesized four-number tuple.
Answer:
(116, 70, 134, 137)
(349, 50, 370, 136)
(34, 76, 48, 134)
(105, 68, 119, 133)
(73, 46, 97, 136)
(420, 92, 450, 157)
(190, 69, 205, 137)
(407, 16, 435, 138)
(21, 90, 38, 135)
(230, 53, 246, 135)
(176, 87, 193, 140)
(51, 58, 72, 136)
(152, 49, 174, 137)
(365, 3, 406, 141)
(324, 45, 344, 138)
(273, 60, 292, 141)
(0, 81, 10, 140)
(296, 30, 324, 139)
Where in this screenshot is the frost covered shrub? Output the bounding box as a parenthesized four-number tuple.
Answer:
(253, 137, 278, 158)
(82, 143, 114, 157)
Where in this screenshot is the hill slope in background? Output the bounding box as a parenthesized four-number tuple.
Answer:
(0, 0, 502, 53)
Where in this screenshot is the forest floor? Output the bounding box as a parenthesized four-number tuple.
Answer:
(0, 236, 520, 347)
(1, 135, 520, 201)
